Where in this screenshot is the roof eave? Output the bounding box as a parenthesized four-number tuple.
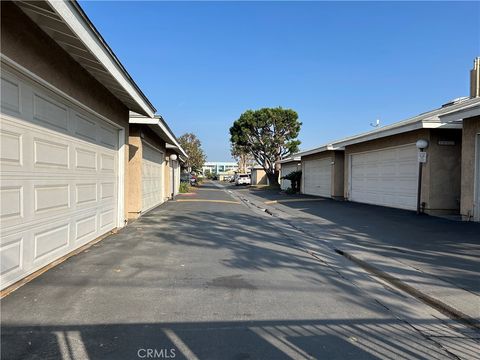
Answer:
(19, 0, 156, 117)
(294, 145, 344, 158)
(129, 116, 188, 158)
(295, 97, 480, 157)
(333, 121, 461, 148)
(279, 157, 301, 164)
(439, 103, 480, 123)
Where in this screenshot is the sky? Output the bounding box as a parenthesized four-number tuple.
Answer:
(80, 1, 479, 161)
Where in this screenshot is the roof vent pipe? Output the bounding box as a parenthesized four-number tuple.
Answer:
(470, 57, 480, 98)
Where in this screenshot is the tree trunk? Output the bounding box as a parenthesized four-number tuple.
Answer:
(266, 171, 280, 188)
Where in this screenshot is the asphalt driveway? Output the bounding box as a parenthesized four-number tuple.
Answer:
(1, 182, 477, 359)
(240, 187, 480, 296)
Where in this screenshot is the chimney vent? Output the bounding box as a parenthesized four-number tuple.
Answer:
(470, 57, 480, 98)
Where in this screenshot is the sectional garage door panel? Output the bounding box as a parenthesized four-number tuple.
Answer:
(0, 70, 120, 290)
(350, 145, 417, 210)
(281, 164, 297, 190)
(303, 158, 332, 197)
(141, 141, 164, 213)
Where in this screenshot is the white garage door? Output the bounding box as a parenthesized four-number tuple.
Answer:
(349, 145, 417, 210)
(280, 164, 298, 190)
(303, 158, 332, 197)
(0, 68, 121, 290)
(141, 141, 164, 213)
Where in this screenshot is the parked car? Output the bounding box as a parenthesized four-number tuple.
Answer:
(235, 174, 251, 186)
(189, 175, 197, 186)
(180, 173, 190, 183)
(180, 173, 197, 186)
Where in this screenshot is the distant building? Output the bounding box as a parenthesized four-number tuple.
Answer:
(250, 166, 269, 185)
(202, 162, 238, 175)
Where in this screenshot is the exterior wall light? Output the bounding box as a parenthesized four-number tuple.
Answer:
(416, 139, 429, 150)
(416, 139, 429, 214)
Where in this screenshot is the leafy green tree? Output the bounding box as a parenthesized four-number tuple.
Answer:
(178, 133, 206, 172)
(230, 144, 255, 174)
(230, 107, 301, 185)
(204, 169, 213, 179)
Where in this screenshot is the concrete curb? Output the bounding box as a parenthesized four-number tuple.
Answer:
(235, 188, 480, 333)
(335, 249, 480, 332)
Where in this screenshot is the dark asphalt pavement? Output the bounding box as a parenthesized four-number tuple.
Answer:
(1, 182, 477, 359)
(238, 187, 480, 296)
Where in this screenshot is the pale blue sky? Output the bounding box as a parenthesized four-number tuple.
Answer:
(81, 1, 479, 161)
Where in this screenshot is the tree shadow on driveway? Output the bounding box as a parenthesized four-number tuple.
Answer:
(244, 190, 480, 295)
(1, 199, 479, 359)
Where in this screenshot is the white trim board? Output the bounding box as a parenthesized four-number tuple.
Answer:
(46, 0, 155, 118)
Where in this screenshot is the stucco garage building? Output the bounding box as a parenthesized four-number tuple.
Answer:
(250, 166, 269, 185)
(0, 1, 181, 290)
(128, 114, 186, 219)
(293, 59, 480, 220)
(339, 122, 464, 214)
(440, 102, 480, 221)
(297, 149, 345, 199)
(279, 157, 301, 190)
(296, 98, 479, 215)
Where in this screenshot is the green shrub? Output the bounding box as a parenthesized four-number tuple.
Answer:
(179, 182, 190, 193)
(281, 171, 302, 193)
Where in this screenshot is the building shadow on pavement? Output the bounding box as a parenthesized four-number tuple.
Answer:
(2, 317, 472, 360)
(1, 198, 479, 360)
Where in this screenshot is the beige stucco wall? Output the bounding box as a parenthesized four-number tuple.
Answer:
(1, 2, 131, 221)
(427, 129, 462, 213)
(333, 151, 345, 199)
(343, 128, 462, 215)
(127, 125, 167, 220)
(252, 169, 268, 185)
(461, 116, 480, 219)
(301, 151, 344, 198)
(127, 126, 143, 219)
